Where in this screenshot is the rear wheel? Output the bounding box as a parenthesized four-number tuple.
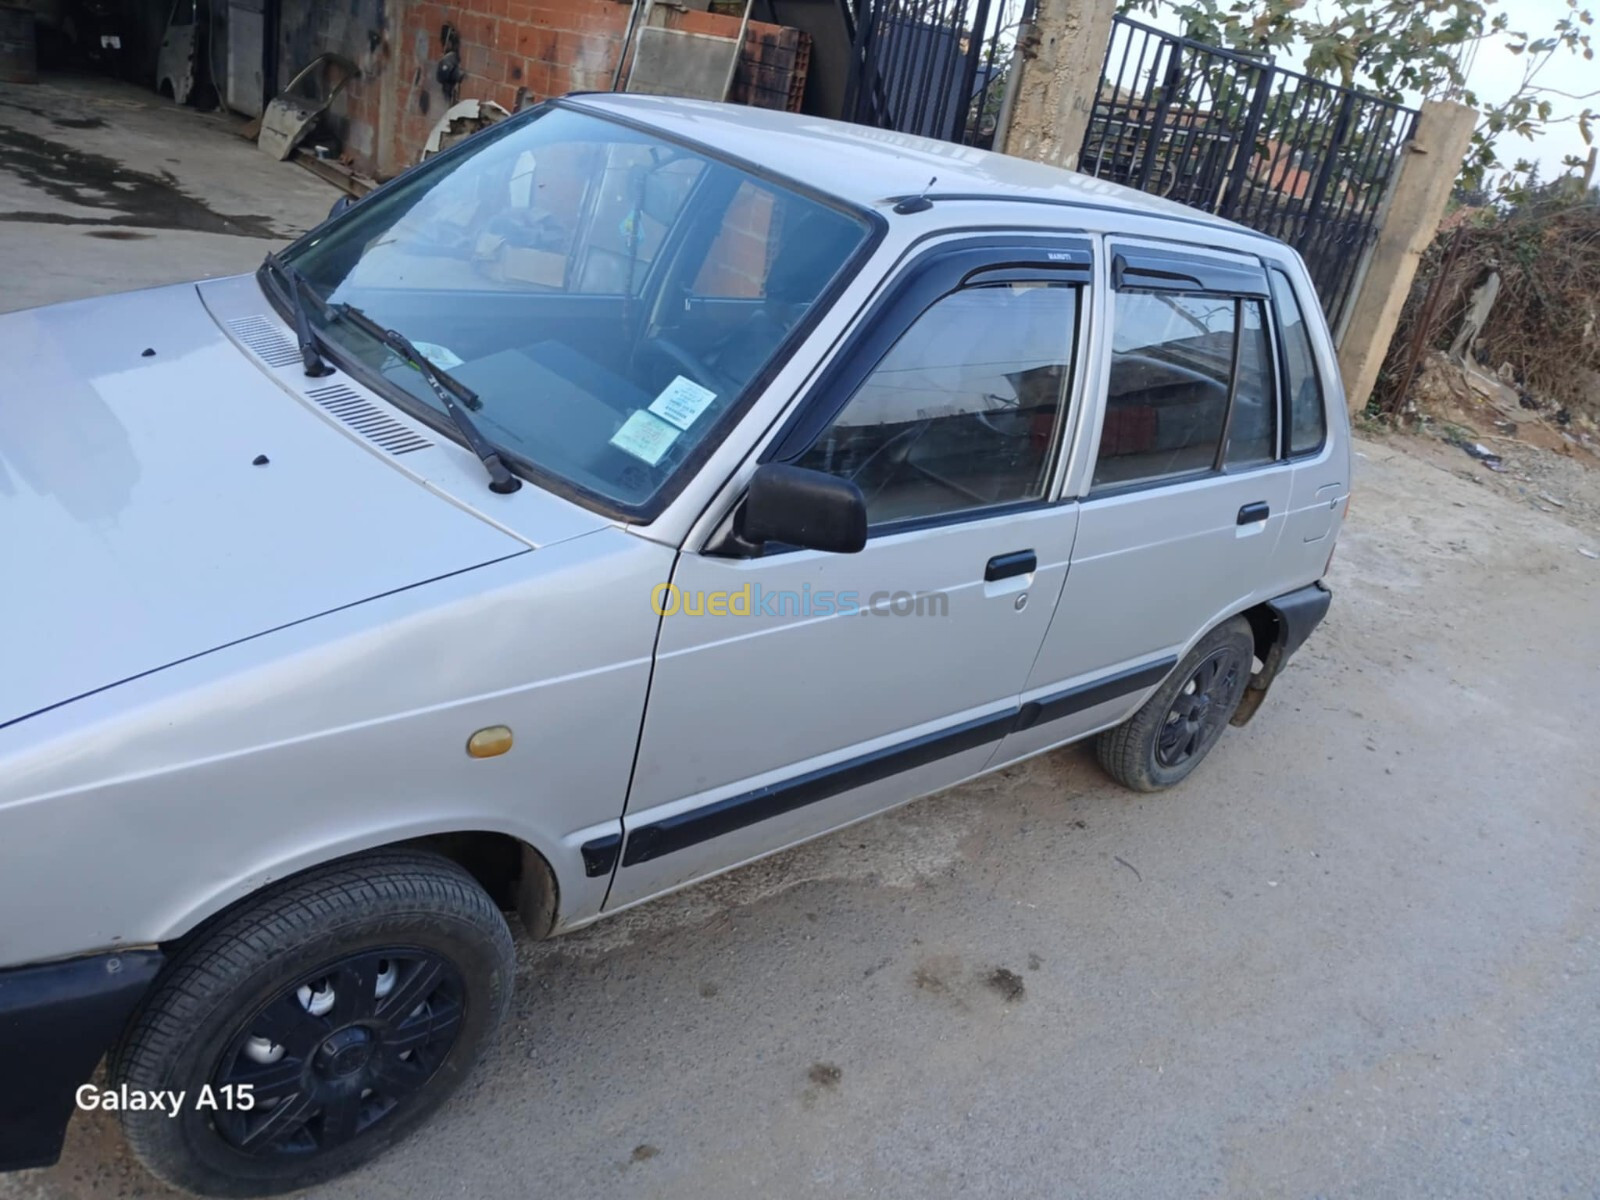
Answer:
(1096, 617, 1254, 792)
(112, 850, 515, 1197)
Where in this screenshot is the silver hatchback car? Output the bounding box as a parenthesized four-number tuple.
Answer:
(0, 95, 1346, 1195)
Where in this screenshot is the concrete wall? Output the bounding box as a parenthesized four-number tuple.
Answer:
(996, 0, 1116, 168)
(1336, 99, 1478, 414)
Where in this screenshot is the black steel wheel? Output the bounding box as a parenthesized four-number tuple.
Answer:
(1096, 617, 1255, 792)
(112, 850, 514, 1198)
(210, 949, 466, 1158)
(1155, 647, 1244, 769)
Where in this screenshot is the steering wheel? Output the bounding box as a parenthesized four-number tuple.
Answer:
(845, 420, 932, 507)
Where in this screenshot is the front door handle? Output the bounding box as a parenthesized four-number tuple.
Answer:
(1237, 502, 1270, 525)
(985, 550, 1036, 581)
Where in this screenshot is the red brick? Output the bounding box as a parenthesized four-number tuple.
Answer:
(519, 60, 553, 95)
(511, 24, 559, 59)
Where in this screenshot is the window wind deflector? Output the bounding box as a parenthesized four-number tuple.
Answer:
(1113, 251, 1269, 297)
(964, 250, 1090, 287)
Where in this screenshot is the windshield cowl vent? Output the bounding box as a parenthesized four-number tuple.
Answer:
(304, 384, 433, 455)
(228, 315, 305, 369)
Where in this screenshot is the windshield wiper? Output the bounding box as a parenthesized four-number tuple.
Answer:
(333, 302, 522, 495)
(262, 251, 334, 378)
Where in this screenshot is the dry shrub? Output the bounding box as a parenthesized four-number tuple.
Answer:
(1374, 199, 1600, 419)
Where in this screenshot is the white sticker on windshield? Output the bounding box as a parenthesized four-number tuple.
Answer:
(610, 410, 680, 466)
(648, 375, 718, 431)
(411, 340, 465, 370)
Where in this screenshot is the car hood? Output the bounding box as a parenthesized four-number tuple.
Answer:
(0, 284, 532, 729)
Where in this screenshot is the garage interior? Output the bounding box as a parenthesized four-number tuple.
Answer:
(6, 0, 837, 183)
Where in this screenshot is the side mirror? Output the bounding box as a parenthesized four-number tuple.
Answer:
(741, 463, 867, 555)
(327, 194, 357, 220)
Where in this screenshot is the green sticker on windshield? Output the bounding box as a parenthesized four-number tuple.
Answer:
(610, 410, 680, 466)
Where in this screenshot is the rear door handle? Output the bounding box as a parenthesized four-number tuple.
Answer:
(1237, 502, 1270, 525)
(985, 550, 1036, 581)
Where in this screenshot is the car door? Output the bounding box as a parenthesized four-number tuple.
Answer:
(992, 240, 1296, 765)
(604, 238, 1093, 908)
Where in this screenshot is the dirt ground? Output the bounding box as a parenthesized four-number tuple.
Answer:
(4, 74, 1599, 1200)
(1390, 350, 1600, 544)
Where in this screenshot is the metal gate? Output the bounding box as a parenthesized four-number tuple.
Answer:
(1080, 14, 1419, 328)
(843, 0, 1031, 148)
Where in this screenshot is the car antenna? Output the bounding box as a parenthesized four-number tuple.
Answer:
(893, 177, 937, 215)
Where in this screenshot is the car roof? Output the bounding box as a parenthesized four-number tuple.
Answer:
(565, 93, 1263, 240)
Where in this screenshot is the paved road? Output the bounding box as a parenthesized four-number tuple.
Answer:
(5, 77, 1599, 1200)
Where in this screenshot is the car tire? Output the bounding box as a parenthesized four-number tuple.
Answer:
(111, 850, 515, 1198)
(1096, 617, 1255, 793)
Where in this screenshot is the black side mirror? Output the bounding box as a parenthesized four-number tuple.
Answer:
(741, 463, 867, 555)
(326, 194, 357, 220)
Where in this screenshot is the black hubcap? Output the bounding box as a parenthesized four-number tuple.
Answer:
(1157, 648, 1243, 768)
(211, 949, 464, 1158)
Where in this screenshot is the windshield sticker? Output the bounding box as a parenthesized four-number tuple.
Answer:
(411, 341, 465, 371)
(648, 376, 718, 431)
(610, 410, 680, 466)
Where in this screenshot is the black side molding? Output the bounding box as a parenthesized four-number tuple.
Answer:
(620, 658, 1189, 870)
(622, 708, 1017, 867)
(0, 950, 164, 1170)
(579, 833, 622, 878)
(1013, 657, 1178, 733)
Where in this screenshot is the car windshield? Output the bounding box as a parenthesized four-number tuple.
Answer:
(276, 105, 872, 515)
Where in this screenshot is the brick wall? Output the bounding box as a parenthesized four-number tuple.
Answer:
(271, 0, 808, 177)
(382, 0, 802, 174)
(693, 183, 777, 297)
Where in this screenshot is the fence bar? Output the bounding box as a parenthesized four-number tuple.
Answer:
(1073, 14, 1423, 321)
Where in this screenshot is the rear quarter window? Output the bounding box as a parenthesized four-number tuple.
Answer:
(1270, 268, 1326, 455)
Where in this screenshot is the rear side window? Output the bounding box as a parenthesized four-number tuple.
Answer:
(1270, 269, 1326, 455)
(1093, 292, 1233, 489)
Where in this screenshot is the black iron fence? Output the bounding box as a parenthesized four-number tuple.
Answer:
(843, 0, 1031, 148)
(1081, 14, 1418, 328)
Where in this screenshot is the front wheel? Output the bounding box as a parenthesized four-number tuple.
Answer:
(1096, 617, 1255, 792)
(112, 850, 515, 1197)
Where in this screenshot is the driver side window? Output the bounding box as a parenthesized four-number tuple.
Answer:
(794, 283, 1079, 527)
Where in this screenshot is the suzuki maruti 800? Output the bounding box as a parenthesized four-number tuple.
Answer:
(0, 94, 1346, 1194)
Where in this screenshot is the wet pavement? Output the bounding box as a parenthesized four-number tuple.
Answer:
(0, 73, 337, 313)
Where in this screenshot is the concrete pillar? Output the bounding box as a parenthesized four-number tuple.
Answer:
(1335, 99, 1477, 414)
(996, 0, 1117, 169)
